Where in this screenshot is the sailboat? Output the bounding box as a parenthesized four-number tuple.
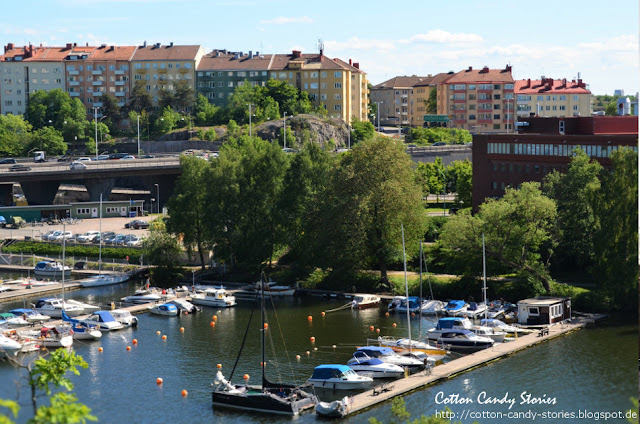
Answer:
(211, 272, 318, 416)
(377, 226, 448, 362)
(81, 194, 130, 287)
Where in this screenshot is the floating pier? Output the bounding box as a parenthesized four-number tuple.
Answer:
(343, 316, 602, 417)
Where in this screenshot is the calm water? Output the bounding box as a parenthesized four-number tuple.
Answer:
(0, 280, 637, 423)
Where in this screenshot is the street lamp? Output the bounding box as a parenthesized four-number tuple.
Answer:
(154, 183, 160, 215)
(436, 168, 447, 216)
(283, 112, 287, 149)
(93, 107, 99, 160)
(247, 103, 254, 137)
(397, 111, 401, 138)
(137, 114, 141, 156)
(347, 123, 351, 149)
(375, 101, 383, 133)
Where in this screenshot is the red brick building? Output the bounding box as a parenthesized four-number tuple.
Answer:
(472, 116, 638, 209)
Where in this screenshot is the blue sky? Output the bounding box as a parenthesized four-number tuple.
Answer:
(3, 0, 638, 94)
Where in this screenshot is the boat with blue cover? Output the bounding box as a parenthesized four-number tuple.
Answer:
(307, 365, 373, 390)
(75, 311, 125, 331)
(346, 355, 404, 378)
(9, 308, 50, 323)
(433, 329, 494, 351)
(443, 300, 468, 316)
(150, 303, 179, 316)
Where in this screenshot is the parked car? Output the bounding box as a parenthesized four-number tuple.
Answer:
(108, 153, 129, 160)
(77, 231, 100, 243)
(9, 164, 31, 172)
(42, 230, 61, 241)
(0, 158, 17, 164)
(126, 236, 141, 247)
(76, 157, 92, 162)
(69, 161, 87, 170)
(120, 155, 136, 160)
(140, 154, 155, 159)
(432, 142, 447, 146)
(125, 220, 149, 229)
(50, 231, 73, 242)
(93, 154, 110, 161)
(102, 233, 118, 244)
(113, 234, 128, 245)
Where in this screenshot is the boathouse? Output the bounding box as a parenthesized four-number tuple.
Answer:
(517, 297, 571, 325)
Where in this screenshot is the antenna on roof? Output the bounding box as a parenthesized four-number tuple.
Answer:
(317, 38, 324, 56)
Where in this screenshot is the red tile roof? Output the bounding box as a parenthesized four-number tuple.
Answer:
(1, 44, 98, 62)
(514, 78, 590, 94)
(198, 53, 275, 70)
(446, 66, 514, 84)
(90, 45, 137, 61)
(372, 75, 431, 89)
(132, 44, 202, 61)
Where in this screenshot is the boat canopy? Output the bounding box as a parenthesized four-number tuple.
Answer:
(10, 308, 35, 315)
(440, 329, 474, 336)
(159, 304, 177, 311)
(311, 365, 353, 379)
(92, 311, 117, 322)
(350, 356, 385, 365)
(356, 346, 396, 356)
(436, 317, 468, 329)
(445, 300, 466, 309)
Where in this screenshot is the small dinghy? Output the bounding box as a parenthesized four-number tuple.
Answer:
(315, 396, 349, 418)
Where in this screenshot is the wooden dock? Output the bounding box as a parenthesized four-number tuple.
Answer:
(343, 317, 597, 417)
(0, 282, 84, 304)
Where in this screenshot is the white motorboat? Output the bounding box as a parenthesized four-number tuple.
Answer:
(77, 311, 125, 331)
(307, 365, 373, 390)
(9, 308, 50, 323)
(0, 313, 30, 327)
(2, 330, 40, 354)
(434, 330, 494, 351)
(351, 294, 381, 309)
(191, 288, 236, 308)
(110, 309, 138, 327)
(0, 333, 23, 357)
(480, 318, 533, 336)
(387, 296, 423, 313)
(256, 280, 296, 296)
(353, 346, 425, 370)
(65, 299, 101, 314)
(58, 323, 102, 341)
(19, 327, 73, 349)
(33, 260, 71, 278)
(420, 299, 445, 315)
(461, 301, 488, 318)
(33, 298, 83, 318)
(377, 336, 448, 362)
(346, 355, 404, 378)
(150, 303, 179, 316)
(427, 317, 506, 343)
(443, 300, 468, 317)
(168, 298, 199, 313)
(80, 274, 130, 288)
(121, 289, 164, 304)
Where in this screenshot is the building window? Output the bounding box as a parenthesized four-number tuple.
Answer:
(310, 83, 318, 89)
(228, 81, 233, 87)
(493, 94, 501, 100)
(492, 181, 497, 190)
(493, 84, 501, 90)
(310, 72, 318, 78)
(334, 104, 341, 111)
(320, 94, 327, 100)
(334, 82, 342, 89)
(321, 71, 326, 78)
(334, 71, 341, 78)
(334, 93, 341, 100)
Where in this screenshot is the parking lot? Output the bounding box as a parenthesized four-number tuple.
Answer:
(0, 216, 153, 243)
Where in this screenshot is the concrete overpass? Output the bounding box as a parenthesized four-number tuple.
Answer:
(0, 157, 181, 206)
(407, 144, 472, 166)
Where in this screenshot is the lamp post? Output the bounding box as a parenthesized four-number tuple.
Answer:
(247, 103, 253, 137)
(93, 107, 99, 160)
(375, 101, 383, 133)
(436, 168, 446, 216)
(154, 184, 160, 215)
(347, 123, 351, 149)
(283, 112, 287, 149)
(397, 111, 401, 138)
(137, 114, 141, 156)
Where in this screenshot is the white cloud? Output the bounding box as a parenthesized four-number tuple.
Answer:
(259, 16, 313, 25)
(403, 30, 483, 44)
(325, 37, 395, 53)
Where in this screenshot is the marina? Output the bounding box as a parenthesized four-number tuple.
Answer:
(0, 279, 635, 423)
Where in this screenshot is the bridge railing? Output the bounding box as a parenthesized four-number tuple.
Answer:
(0, 158, 182, 174)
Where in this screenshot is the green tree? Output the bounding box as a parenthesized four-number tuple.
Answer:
(128, 81, 153, 113)
(592, 148, 638, 307)
(193, 94, 219, 126)
(98, 93, 121, 132)
(26, 89, 86, 132)
(415, 159, 445, 197)
(166, 156, 212, 269)
(27, 127, 67, 156)
(204, 128, 217, 141)
(543, 150, 602, 270)
(319, 137, 425, 285)
(173, 80, 195, 112)
(143, 225, 183, 284)
(265, 79, 312, 116)
(0, 114, 32, 157)
(604, 101, 618, 116)
(369, 397, 461, 424)
(426, 88, 437, 114)
(155, 106, 179, 134)
(350, 117, 375, 144)
(447, 159, 472, 207)
(439, 182, 557, 293)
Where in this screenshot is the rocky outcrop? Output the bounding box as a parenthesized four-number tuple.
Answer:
(255, 114, 349, 148)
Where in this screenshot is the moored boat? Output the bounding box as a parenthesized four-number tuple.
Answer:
(65, 299, 101, 314)
(315, 397, 349, 418)
(307, 365, 373, 390)
(33, 261, 71, 278)
(9, 308, 50, 324)
(191, 288, 236, 308)
(461, 301, 488, 318)
(351, 294, 381, 310)
(377, 336, 448, 362)
(346, 355, 405, 378)
(168, 298, 199, 313)
(355, 345, 425, 370)
(33, 298, 83, 318)
(434, 329, 494, 351)
(18, 327, 73, 349)
(76, 311, 125, 331)
(0, 313, 30, 327)
(150, 303, 179, 316)
(121, 288, 164, 304)
(110, 309, 138, 327)
(443, 300, 468, 317)
(420, 299, 445, 315)
(80, 274, 130, 288)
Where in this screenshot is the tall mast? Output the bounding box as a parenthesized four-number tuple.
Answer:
(62, 222, 66, 300)
(98, 194, 103, 273)
(418, 242, 423, 340)
(401, 225, 411, 352)
(261, 272, 266, 390)
(482, 234, 487, 321)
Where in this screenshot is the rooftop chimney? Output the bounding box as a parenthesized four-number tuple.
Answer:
(292, 50, 301, 58)
(353, 62, 359, 69)
(5, 43, 14, 53)
(249, 50, 253, 59)
(481, 66, 489, 73)
(526, 78, 531, 88)
(504, 64, 512, 72)
(169, 42, 174, 47)
(65, 43, 73, 50)
(467, 66, 472, 72)
(349, 58, 352, 65)
(143, 40, 147, 48)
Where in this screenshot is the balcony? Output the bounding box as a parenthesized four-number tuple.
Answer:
(115, 80, 126, 86)
(69, 92, 80, 97)
(67, 70, 79, 76)
(93, 102, 103, 107)
(114, 70, 125, 75)
(92, 81, 103, 86)
(92, 70, 103, 75)
(178, 68, 188, 73)
(117, 101, 126, 107)
(115, 92, 126, 97)
(68, 81, 80, 86)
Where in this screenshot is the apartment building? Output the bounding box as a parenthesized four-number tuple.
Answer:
(0, 43, 69, 116)
(514, 78, 592, 119)
(196, 49, 368, 123)
(131, 42, 205, 108)
(370, 76, 430, 128)
(196, 50, 272, 105)
(412, 73, 454, 127)
(71, 44, 137, 115)
(439, 65, 515, 134)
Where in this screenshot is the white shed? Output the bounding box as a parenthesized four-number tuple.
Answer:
(517, 297, 571, 325)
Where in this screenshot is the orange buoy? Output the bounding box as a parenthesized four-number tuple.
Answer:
(210, 321, 215, 327)
(181, 390, 188, 397)
(156, 377, 163, 385)
(411, 312, 416, 317)
(156, 331, 161, 335)
(296, 355, 301, 360)
(376, 328, 381, 333)
(307, 315, 313, 321)
(260, 361, 265, 367)
(392, 323, 397, 328)
(385, 312, 389, 317)
(321, 311, 326, 317)
(369, 326, 374, 331)
(126, 346, 131, 351)
(162, 335, 167, 340)
(217, 364, 222, 369)
(132, 339, 138, 344)
(243, 374, 250, 380)
(180, 327, 185, 332)
(98, 347, 103, 352)
(263, 323, 269, 329)
(310, 336, 315, 343)
(213, 315, 218, 321)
